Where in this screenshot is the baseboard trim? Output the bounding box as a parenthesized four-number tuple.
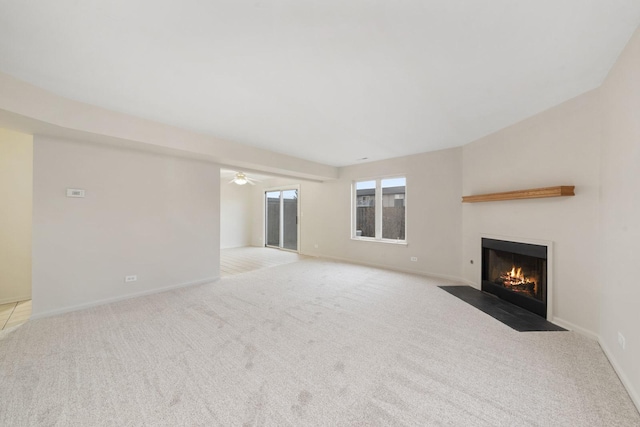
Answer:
(458, 278, 479, 288)
(550, 316, 599, 341)
(30, 277, 219, 320)
(0, 294, 32, 305)
(599, 340, 640, 413)
(307, 252, 469, 285)
(307, 252, 600, 336)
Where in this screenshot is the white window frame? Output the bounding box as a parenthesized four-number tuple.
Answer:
(352, 176, 407, 244)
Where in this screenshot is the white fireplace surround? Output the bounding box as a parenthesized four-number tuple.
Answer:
(479, 233, 554, 322)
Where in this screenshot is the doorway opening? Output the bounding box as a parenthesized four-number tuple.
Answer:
(265, 188, 299, 252)
(0, 128, 33, 329)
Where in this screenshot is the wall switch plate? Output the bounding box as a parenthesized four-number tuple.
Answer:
(125, 275, 137, 283)
(66, 188, 85, 198)
(410, 257, 418, 262)
(618, 332, 626, 350)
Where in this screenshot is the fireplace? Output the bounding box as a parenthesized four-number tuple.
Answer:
(481, 238, 547, 318)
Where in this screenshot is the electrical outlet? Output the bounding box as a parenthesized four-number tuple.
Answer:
(618, 332, 626, 350)
(125, 275, 137, 283)
(410, 257, 418, 262)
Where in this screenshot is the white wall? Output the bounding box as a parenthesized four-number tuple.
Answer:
(0, 128, 32, 304)
(250, 183, 266, 248)
(220, 181, 253, 249)
(252, 148, 463, 280)
(31, 136, 220, 318)
(461, 90, 602, 335)
(599, 26, 640, 408)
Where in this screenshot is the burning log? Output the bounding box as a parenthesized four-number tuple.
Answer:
(495, 265, 537, 296)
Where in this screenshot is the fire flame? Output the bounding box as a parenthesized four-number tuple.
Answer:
(509, 266, 523, 280)
(498, 265, 538, 296)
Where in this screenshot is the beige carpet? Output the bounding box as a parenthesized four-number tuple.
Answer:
(1, 258, 638, 426)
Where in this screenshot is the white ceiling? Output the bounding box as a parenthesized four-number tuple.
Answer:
(1, 1, 639, 167)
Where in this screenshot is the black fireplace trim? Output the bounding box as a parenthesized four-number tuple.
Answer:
(481, 238, 548, 319)
(481, 238, 547, 259)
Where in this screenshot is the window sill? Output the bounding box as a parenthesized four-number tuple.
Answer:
(351, 237, 408, 246)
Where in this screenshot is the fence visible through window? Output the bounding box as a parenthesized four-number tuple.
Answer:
(355, 180, 375, 237)
(266, 189, 298, 251)
(382, 178, 405, 240)
(354, 177, 406, 241)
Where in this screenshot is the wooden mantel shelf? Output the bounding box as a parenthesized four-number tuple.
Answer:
(462, 186, 575, 203)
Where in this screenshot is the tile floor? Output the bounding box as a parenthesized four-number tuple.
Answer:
(0, 300, 31, 331)
(220, 246, 304, 277)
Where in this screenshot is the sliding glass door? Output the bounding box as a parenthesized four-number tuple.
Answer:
(281, 190, 298, 250)
(265, 189, 298, 251)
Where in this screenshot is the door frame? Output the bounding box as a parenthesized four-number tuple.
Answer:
(264, 185, 300, 253)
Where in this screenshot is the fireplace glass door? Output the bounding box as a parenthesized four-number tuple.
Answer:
(482, 238, 547, 318)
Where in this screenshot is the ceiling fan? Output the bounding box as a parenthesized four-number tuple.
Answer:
(229, 171, 258, 186)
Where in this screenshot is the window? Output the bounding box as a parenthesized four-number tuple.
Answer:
(353, 177, 406, 242)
